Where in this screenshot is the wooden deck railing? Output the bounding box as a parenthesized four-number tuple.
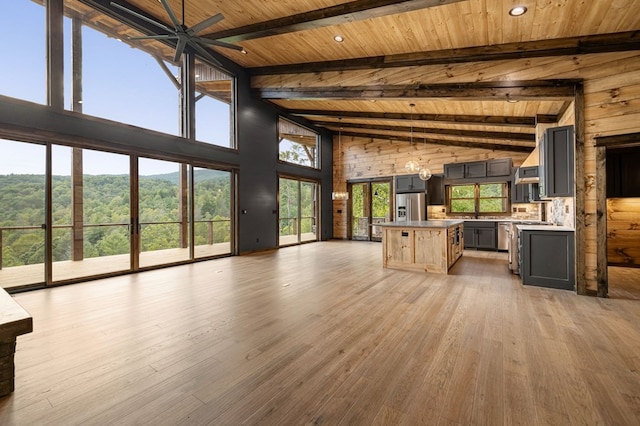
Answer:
(279, 216, 315, 236)
(0, 219, 231, 270)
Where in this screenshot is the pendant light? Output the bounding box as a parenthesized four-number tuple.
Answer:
(332, 118, 349, 200)
(418, 131, 432, 181)
(404, 103, 420, 173)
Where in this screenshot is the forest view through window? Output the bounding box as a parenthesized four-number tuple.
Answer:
(449, 183, 509, 215)
(278, 118, 319, 168)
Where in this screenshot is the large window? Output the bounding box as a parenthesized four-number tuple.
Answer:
(195, 61, 234, 148)
(0, 1, 46, 104)
(69, 8, 181, 135)
(449, 183, 509, 215)
(278, 118, 319, 168)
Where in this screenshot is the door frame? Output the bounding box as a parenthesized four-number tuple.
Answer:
(347, 177, 392, 242)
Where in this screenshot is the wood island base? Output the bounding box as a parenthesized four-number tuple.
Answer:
(380, 220, 464, 274)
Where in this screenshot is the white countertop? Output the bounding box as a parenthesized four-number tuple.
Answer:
(377, 220, 465, 228)
(516, 224, 575, 231)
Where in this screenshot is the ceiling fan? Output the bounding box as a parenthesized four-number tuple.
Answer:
(110, 0, 245, 66)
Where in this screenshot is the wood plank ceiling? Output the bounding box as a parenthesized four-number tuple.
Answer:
(85, 0, 640, 152)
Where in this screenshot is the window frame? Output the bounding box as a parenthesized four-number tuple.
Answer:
(448, 181, 510, 216)
(277, 117, 320, 169)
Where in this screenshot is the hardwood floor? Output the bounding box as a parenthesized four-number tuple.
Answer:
(1, 241, 639, 425)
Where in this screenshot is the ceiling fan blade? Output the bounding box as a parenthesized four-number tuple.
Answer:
(194, 37, 244, 52)
(174, 38, 188, 62)
(188, 13, 224, 35)
(160, 0, 182, 29)
(128, 34, 177, 41)
(189, 42, 222, 67)
(110, 2, 173, 33)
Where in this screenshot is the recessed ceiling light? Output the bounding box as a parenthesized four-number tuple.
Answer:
(509, 6, 527, 16)
(333, 35, 344, 43)
(241, 48, 248, 55)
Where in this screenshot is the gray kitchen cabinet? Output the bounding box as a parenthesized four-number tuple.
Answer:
(520, 229, 575, 290)
(444, 159, 512, 182)
(515, 166, 539, 182)
(539, 125, 574, 198)
(395, 174, 427, 193)
(464, 161, 487, 179)
(512, 169, 542, 204)
(464, 221, 497, 250)
(486, 158, 512, 177)
(512, 182, 529, 203)
(444, 163, 465, 180)
(427, 174, 445, 205)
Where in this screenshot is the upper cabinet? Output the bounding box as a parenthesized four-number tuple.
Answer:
(444, 163, 465, 180)
(486, 158, 513, 177)
(539, 125, 574, 198)
(444, 158, 512, 182)
(395, 174, 427, 193)
(427, 174, 445, 205)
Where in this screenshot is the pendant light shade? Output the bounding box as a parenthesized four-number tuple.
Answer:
(418, 167, 432, 181)
(332, 118, 349, 200)
(418, 132, 432, 181)
(405, 160, 421, 173)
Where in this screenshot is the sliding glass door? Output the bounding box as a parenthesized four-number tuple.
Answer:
(349, 180, 392, 242)
(0, 138, 237, 288)
(193, 167, 232, 258)
(0, 139, 46, 290)
(51, 147, 131, 282)
(138, 158, 191, 268)
(279, 177, 319, 246)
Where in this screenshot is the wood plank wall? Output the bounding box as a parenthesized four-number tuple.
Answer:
(607, 198, 640, 267)
(332, 138, 528, 239)
(325, 51, 640, 293)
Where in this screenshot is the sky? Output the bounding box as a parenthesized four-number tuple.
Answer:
(0, 0, 231, 175)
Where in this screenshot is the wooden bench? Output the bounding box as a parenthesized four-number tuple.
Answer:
(0, 289, 32, 397)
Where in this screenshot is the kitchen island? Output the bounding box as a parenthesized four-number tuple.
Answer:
(378, 220, 464, 274)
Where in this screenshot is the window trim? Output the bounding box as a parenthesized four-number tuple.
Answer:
(277, 117, 320, 169)
(448, 182, 510, 216)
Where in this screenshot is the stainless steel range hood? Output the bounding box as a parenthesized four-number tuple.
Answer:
(514, 145, 540, 184)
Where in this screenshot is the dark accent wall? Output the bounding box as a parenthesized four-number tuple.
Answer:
(0, 62, 334, 255)
(233, 69, 333, 252)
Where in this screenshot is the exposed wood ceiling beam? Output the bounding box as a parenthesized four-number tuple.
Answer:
(291, 108, 557, 127)
(315, 120, 535, 141)
(250, 31, 640, 75)
(205, 0, 465, 43)
(256, 81, 578, 101)
(340, 131, 534, 152)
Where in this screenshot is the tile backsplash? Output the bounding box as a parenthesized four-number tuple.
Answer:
(546, 197, 574, 227)
(428, 203, 542, 221)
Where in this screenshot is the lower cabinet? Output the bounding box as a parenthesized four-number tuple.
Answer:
(520, 230, 575, 290)
(447, 225, 463, 268)
(464, 221, 497, 250)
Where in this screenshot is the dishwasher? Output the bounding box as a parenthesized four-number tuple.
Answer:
(497, 222, 510, 251)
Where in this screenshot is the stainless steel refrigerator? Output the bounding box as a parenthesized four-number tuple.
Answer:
(395, 193, 427, 221)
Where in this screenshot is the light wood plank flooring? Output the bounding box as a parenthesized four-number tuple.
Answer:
(0, 243, 231, 289)
(1, 241, 639, 425)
